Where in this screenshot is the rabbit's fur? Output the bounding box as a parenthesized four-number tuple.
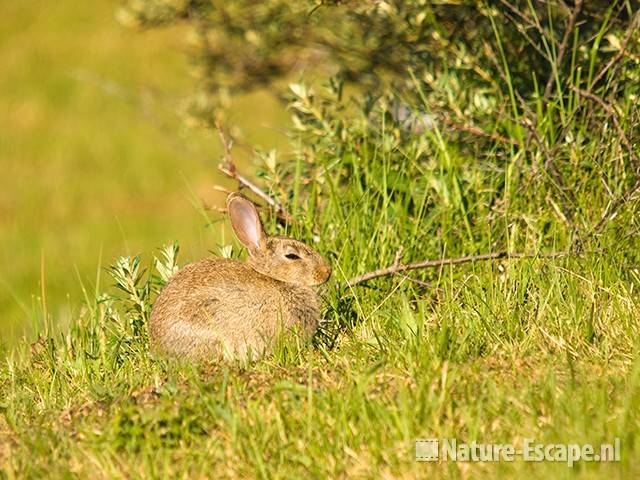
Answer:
(149, 193, 331, 360)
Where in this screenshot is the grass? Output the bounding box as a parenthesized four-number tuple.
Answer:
(1, 241, 638, 478)
(2, 2, 640, 479)
(0, 0, 288, 343)
(2, 112, 639, 477)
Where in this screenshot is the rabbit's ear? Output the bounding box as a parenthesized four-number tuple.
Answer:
(227, 194, 266, 253)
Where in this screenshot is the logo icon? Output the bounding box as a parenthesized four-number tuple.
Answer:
(416, 439, 439, 462)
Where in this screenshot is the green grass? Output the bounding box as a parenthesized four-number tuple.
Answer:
(2, 106, 639, 477)
(1, 238, 638, 478)
(0, 0, 289, 343)
(2, 2, 640, 479)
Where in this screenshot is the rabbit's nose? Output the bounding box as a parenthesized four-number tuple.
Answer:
(317, 264, 332, 283)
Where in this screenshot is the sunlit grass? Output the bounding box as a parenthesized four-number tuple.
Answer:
(1, 1, 639, 479)
(3, 102, 639, 476)
(0, 0, 289, 342)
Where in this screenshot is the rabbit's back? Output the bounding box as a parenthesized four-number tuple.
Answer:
(149, 258, 319, 359)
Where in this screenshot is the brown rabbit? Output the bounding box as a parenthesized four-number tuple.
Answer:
(149, 193, 332, 361)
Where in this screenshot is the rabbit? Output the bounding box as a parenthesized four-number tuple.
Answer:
(149, 192, 332, 361)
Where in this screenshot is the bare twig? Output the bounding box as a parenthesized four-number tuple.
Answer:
(543, 0, 584, 100)
(214, 122, 294, 223)
(588, 11, 640, 92)
(500, 8, 549, 61)
(345, 251, 570, 287)
(440, 114, 518, 146)
(498, 0, 556, 49)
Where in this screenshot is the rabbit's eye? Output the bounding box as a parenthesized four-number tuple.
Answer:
(285, 253, 301, 260)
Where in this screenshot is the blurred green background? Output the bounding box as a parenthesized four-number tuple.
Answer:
(0, 0, 288, 343)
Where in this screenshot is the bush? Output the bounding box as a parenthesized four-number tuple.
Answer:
(116, 1, 639, 255)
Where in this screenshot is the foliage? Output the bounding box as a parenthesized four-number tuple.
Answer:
(119, 0, 640, 248)
(118, 1, 639, 136)
(106, 244, 181, 337)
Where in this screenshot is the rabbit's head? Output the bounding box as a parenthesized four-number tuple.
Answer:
(226, 193, 332, 286)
